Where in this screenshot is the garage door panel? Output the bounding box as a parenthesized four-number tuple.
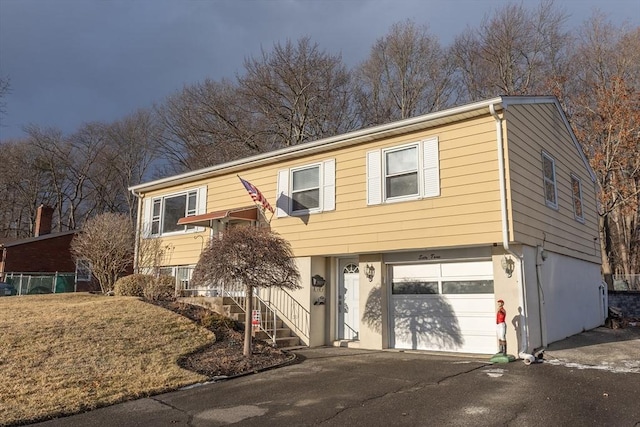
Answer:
(446, 295, 495, 313)
(440, 261, 493, 277)
(390, 262, 495, 354)
(393, 264, 440, 278)
(455, 314, 495, 331)
(392, 315, 465, 352)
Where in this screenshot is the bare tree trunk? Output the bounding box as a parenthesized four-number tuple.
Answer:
(244, 285, 253, 357)
(599, 215, 612, 275)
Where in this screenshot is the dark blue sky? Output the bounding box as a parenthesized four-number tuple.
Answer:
(1, 0, 638, 141)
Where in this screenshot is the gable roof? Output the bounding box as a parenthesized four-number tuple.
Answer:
(0, 230, 78, 248)
(130, 96, 594, 194)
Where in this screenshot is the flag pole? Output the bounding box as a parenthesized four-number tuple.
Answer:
(238, 174, 275, 224)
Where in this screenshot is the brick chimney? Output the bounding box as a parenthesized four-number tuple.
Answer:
(34, 205, 54, 237)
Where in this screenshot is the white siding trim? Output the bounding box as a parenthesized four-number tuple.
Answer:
(196, 185, 207, 232)
(323, 159, 336, 212)
(366, 150, 382, 205)
(276, 169, 290, 218)
(142, 197, 152, 238)
(422, 137, 440, 198)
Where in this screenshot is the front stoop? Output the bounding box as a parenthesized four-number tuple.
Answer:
(177, 296, 304, 348)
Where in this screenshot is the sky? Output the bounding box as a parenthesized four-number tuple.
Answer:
(0, 0, 638, 141)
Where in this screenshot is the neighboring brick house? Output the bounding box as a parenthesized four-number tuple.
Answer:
(0, 206, 98, 292)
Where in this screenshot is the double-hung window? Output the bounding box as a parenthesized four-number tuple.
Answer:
(542, 152, 558, 209)
(75, 259, 92, 282)
(367, 137, 439, 205)
(276, 159, 335, 217)
(291, 165, 321, 212)
(144, 187, 206, 237)
(571, 174, 584, 222)
(385, 145, 419, 199)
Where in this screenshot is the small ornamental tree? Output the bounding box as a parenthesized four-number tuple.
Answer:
(71, 213, 134, 293)
(191, 227, 301, 356)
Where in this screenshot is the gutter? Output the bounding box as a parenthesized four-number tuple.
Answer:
(489, 103, 534, 360)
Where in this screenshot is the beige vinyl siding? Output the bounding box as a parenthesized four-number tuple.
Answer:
(505, 103, 600, 263)
(139, 115, 501, 265)
(270, 115, 503, 256)
(138, 115, 505, 261)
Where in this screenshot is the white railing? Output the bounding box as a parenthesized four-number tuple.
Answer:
(171, 266, 309, 345)
(259, 287, 310, 343)
(223, 283, 278, 346)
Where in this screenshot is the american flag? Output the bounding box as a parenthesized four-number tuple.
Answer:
(238, 176, 274, 213)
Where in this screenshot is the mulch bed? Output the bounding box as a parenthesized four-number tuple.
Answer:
(152, 300, 293, 378)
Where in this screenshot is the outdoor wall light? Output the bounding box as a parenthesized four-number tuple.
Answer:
(365, 264, 375, 282)
(501, 256, 515, 278)
(311, 274, 326, 288)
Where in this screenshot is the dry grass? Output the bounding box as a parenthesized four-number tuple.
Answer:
(0, 293, 214, 426)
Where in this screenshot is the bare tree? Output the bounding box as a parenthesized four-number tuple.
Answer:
(155, 79, 263, 172)
(191, 227, 300, 356)
(98, 109, 162, 219)
(155, 37, 356, 174)
(239, 37, 356, 148)
(71, 212, 134, 293)
(452, 1, 570, 101)
(354, 20, 455, 126)
(0, 138, 55, 238)
(20, 113, 159, 232)
(567, 14, 640, 279)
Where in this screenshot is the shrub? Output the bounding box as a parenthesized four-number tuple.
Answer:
(114, 274, 148, 297)
(142, 276, 175, 301)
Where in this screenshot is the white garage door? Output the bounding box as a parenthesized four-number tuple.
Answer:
(390, 261, 495, 354)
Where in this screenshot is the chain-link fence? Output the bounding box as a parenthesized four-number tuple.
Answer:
(3, 272, 76, 295)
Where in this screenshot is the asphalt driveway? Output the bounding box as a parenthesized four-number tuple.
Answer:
(32, 327, 640, 427)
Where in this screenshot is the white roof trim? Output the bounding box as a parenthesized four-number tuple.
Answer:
(130, 97, 503, 193)
(130, 96, 593, 193)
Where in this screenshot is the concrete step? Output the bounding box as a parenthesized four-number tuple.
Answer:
(222, 303, 302, 349)
(224, 304, 245, 315)
(253, 327, 295, 340)
(275, 336, 301, 348)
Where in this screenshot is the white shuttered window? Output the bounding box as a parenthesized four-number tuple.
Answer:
(367, 137, 440, 205)
(276, 159, 336, 218)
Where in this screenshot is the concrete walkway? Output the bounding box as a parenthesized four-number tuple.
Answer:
(543, 326, 640, 373)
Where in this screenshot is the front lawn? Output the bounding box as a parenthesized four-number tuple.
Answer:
(0, 293, 214, 425)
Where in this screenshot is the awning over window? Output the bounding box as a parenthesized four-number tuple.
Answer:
(177, 206, 258, 228)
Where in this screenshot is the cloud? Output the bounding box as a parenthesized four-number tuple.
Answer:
(0, 0, 638, 140)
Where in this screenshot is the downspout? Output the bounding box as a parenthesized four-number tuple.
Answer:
(130, 189, 143, 273)
(536, 245, 548, 349)
(489, 103, 534, 361)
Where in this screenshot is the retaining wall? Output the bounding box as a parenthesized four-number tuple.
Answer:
(608, 291, 640, 317)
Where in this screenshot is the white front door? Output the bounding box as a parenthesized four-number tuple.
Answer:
(338, 260, 359, 340)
